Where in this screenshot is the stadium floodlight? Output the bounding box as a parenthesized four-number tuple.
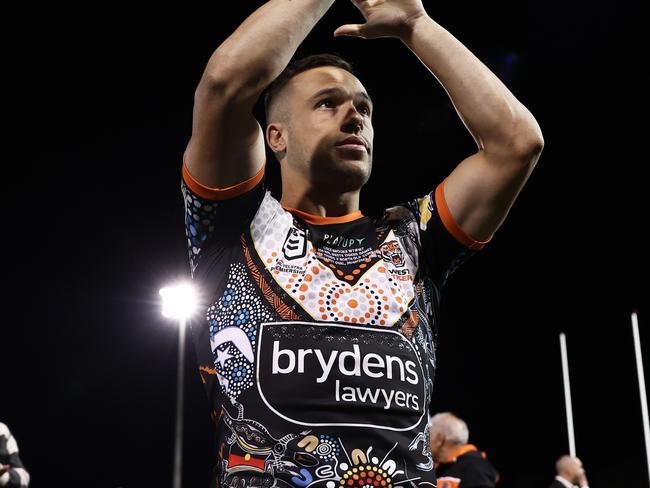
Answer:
(160, 282, 198, 488)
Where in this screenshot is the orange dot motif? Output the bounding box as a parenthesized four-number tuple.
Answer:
(339, 465, 393, 488)
(317, 281, 388, 325)
(252, 208, 414, 327)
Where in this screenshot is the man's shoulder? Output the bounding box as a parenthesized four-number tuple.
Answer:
(455, 450, 498, 483)
(456, 448, 494, 465)
(378, 203, 419, 235)
(547, 480, 567, 488)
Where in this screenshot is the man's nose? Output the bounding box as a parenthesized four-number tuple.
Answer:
(342, 105, 364, 133)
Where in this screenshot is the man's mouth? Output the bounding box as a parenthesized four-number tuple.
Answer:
(336, 136, 368, 153)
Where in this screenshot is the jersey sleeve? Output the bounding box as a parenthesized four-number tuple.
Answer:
(0, 423, 30, 488)
(181, 158, 266, 274)
(394, 180, 490, 287)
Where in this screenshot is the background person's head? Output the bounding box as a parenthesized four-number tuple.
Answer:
(263, 54, 374, 196)
(555, 455, 585, 484)
(428, 412, 470, 462)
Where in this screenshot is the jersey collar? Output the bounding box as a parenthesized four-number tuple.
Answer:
(444, 444, 479, 463)
(283, 206, 364, 225)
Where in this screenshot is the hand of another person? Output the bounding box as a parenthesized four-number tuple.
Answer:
(578, 470, 589, 487)
(0, 464, 10, 476)
(334, 0, 428, 39)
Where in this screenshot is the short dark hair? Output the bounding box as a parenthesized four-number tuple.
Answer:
(263, 53, 356, 122)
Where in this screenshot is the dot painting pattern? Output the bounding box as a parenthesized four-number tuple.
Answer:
(316, 434, 341, 461)
(250, 194, 416, 327)
(181, 180, 219, 273)
(207, 262, 273, 398)
(339, 464, 393, 488)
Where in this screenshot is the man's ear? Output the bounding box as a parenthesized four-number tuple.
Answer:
(433, 432, 445, 448)
(266, 123, 287, 159)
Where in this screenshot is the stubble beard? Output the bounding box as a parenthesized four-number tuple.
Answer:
(309, 143, 372, 193)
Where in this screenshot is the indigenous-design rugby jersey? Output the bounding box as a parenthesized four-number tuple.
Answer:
(182, 163, 485, 488)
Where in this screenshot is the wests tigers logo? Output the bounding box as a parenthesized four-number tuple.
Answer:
(380, 240, 405, 267)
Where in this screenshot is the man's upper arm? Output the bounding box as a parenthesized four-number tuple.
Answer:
(442, 146, 541, 242)
(184, 78, 267, 188)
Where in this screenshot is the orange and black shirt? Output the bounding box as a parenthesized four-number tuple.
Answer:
(182, 163, 487, 488)
(436, 445, 499, 488)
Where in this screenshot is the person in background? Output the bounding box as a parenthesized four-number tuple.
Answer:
(548, 455, 589, 488)
(0, 422, 30, 488)
(429, 412, 498, 488)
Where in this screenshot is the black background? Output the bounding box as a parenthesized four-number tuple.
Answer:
(3, 1, 648, 487)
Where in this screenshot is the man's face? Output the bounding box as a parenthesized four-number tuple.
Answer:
(428, 428, 444, 461)
(568, 458, 585, 484)
(276, 66, 374, 191)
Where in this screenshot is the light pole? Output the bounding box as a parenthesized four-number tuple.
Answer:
(160, 283, 198, 488)
(631, 311, 650, 487)
(559, 332, 576, 457)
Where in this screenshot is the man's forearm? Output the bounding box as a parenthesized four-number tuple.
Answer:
(201, 0, 336, 95)
(402, 15, 542, 153)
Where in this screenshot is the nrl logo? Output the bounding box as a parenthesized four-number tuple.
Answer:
(282, 227, 307, 260)
(380, 240, 405, 267)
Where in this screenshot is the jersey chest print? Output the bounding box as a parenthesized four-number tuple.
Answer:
(183, 179, 470, 488)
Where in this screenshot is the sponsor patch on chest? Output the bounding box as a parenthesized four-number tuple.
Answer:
(256, 321, 426, 431)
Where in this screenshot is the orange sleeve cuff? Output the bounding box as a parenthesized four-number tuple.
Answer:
(434, 181, 490, 251)
(182, 158, 265, 201)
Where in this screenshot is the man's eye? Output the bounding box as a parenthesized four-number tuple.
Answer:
(358, 105, 371, 116)
(317, 100, 335, 108)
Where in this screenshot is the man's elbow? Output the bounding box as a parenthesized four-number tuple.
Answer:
(507, 117, 544, 166)
(515, 130, 544, 162)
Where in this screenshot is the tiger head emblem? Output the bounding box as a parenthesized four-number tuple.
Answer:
(380, 240, 405, 267)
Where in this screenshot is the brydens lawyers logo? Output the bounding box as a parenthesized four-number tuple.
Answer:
(256, 321, 426, 431)
(282, 228, 307, 260)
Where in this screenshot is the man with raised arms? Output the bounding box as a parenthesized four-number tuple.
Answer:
(181, 1, 543, 487)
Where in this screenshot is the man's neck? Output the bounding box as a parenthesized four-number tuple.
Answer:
(280, 181, 361, 217)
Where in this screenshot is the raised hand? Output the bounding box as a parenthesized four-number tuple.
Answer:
(334, 0, 428, 39)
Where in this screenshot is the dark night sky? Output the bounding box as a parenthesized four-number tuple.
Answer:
(3, 1, 648, 487)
